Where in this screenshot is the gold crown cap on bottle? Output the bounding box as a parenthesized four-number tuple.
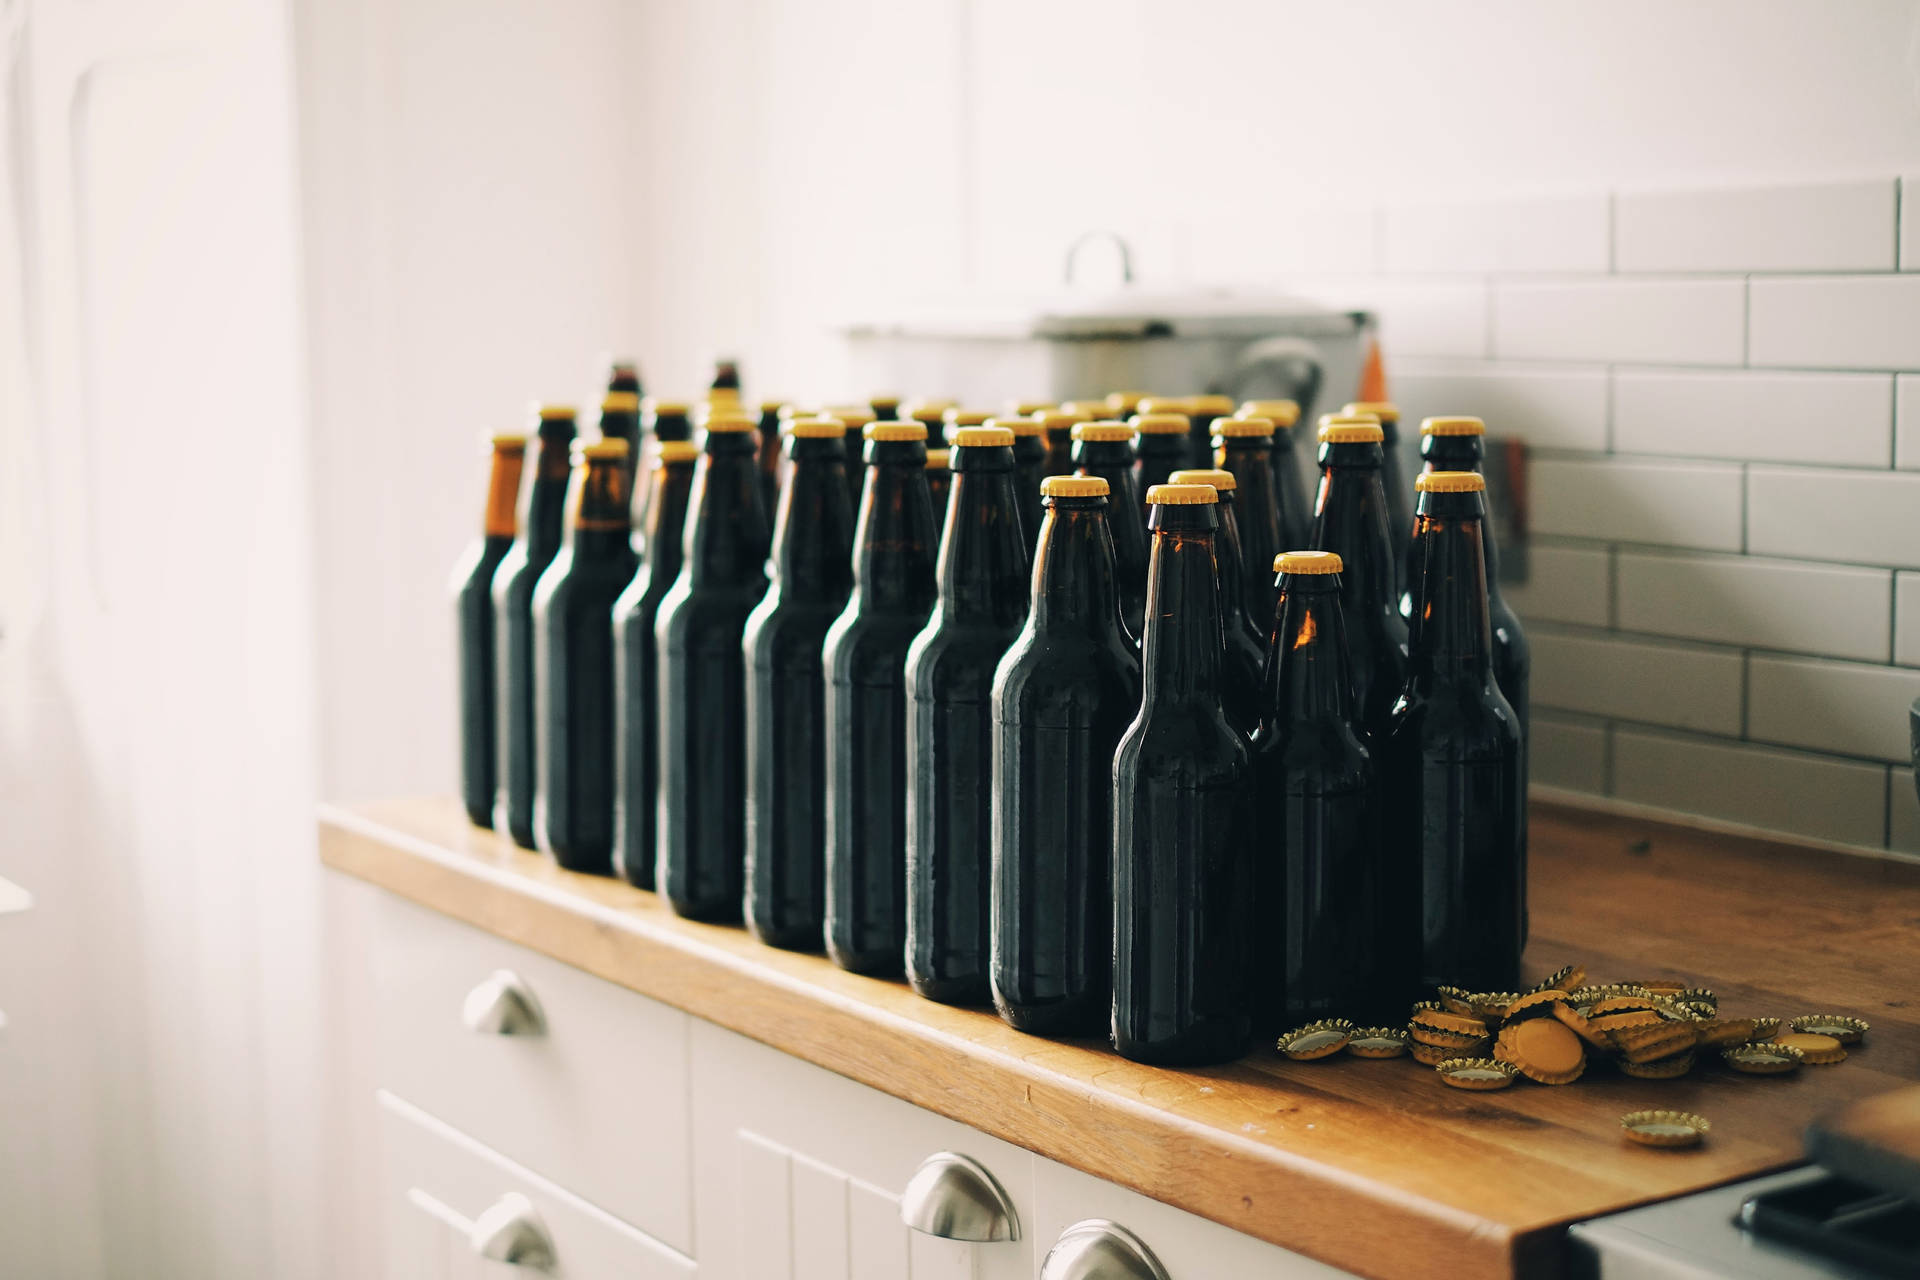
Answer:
(1319, 421, 1385, 444)
(1343, 400, 1400, 423)
(1239, 399, 1300, 427)
(991, 415, 1046, 437)
(757, 399, 788, 415)
(905, 399, 955, 423)
(703, 410, 756, 433)
(1039, 409, 1091, 429)
(1417, 470, 1486, 493)
(1275, 550, 1343, 574)
(490, 433, 529, 451)
(1137, 396, 1192, 415)
(644, 398, 690, 416)
(1042, 475, 1110, 499)
(1133, 412, 1191, 435)
(943, 407, 993, 428)
(602, 392, 640, 412)
(869, 393, 902, 409)
(825, 405, 876, 427)
(537, 404, 578, 420)
(952, 425, 1015, 448)
(576, 438, 629, 459)
(1423, 415, 1486, 436)
(1145, 482, 1218, 505)
(1189, 394, 1236, 416)
(787, 417, 847, 439)
(865, 421, 928, 442)
(1072, 421, 1136, 442)
(1215, 416, 1274, 438)
(657, 440, 700, 463)
(1168, 468, 1236, 491)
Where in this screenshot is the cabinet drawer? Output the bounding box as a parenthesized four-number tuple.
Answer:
(378, 1089, 695, 1278)
(369, 894, 692, 1252)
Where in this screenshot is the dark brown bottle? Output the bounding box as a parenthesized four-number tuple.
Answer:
(743, 418, 856, 949)
(611, 440, 699, 890)
(1346, 400, 1411, 599)
(1418, 415, 1532, 941)
(1037, 409, 1087, 478)
(1070, 422, 1148, 643)
(1188, 394, 1235, 470)
(940, 406, 991, 447)
(826, 406, 877, 511)
(755, 400, 788, 518)
(655, 410, 772, 920)
(1251, 551, 1385, 1029)
(532, 440, 639, 873)
(491, 406, 577, 847)
(635, 398, 693, 557)
(1309, 418, 1409, 746)
(1112, 483, 1255, 1066)
(1131, 412, 1191, 517)
(991, 475, 1141, 1035)
(598, 391, 641, 495)
(823, 421, 940, 973)
(1386, 472, 1524, 996)
(454, 434, 527, 827)
(1240, 399, 1311, 548)
(1003, 415, 1050, 548)
(925, 448, 953, 525)
(606, 358, 642, 398)
(905, 427, 1031, 1003)
(1169, 468, 1263, 738)
(1214, 416, 1285, 632)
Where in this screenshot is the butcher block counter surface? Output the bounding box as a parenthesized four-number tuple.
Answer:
(320, 797, 1920, 1279)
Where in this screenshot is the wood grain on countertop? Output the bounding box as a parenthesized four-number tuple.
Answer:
(320, 797, 1920, 1279)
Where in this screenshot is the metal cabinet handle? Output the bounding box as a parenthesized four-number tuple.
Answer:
(1041, 1220, 1170, 1280)
(462, 970, 546, 1037)
(469, 1192, 557, 1270)
(899, 1151, 1020, 1243)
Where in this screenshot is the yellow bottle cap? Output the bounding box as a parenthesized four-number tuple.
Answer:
(703, 410, 757, 433)
(865, 421, 928, 442)
(1319, 422, 1385, 444)
(490, 433, 529, 451)
(952, 425, 1015, 448)
(644, 398, 690, 416)
(1422, 415, 1485, 436)
(602, 392, 640, 412)
(1072, 421, 1136, 442)
(991, 415, 1046, 437)
(788, 417, 848, 439)
(1133, 413, 1191, 435)
(1215, 416, 1274, 438)
(538, 404, 578, 420)
(1105, 390, 1150, 415)
(905, 399, 954, 423)
(658, 440, 700, 463)
(1039, 409, 1091, 429)
(1145, 483, 1217, 506)
(1416, 470, 1486, 493)
(926, 448, 951, 468)
(1274, 550, 1342, 574)
(577, 439, 629, 459)
(1189, 394, 1235, 416)
(1239, 399, 1300, 427)
(826, 405, 877, 428)
(1168, 467, 1236, 491)
(1059, 399, 1109, 418)
(1042, 475, 1109, 499)
(758, 399, 788, 415)
(1008, 399, 1056, 416)
(1344, 400, 1400, 423)
(943, 407, 993, 428)
(869, 393, 902, 410)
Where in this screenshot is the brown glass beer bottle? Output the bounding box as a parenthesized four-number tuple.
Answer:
(1130, 411, 1191, 516)
(1310, 417, 1409, 746)
(1168, 468, 1263, 737)
(1070, 422, 1148, 642)
(454, 434, 526, 827)
(1214, 416, 1284, 631)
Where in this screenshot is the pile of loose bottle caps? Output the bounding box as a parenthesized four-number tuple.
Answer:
(1273, 965, 1871, 1148)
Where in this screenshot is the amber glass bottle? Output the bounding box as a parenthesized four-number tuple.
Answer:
(655, 410, 772, 920)
(1112, 484, 1254, 1066)
(1131, 412, 1191, 517)
(743, 418, 856, 949)
(1240, 399, 1309, 547)
(1003, 415, 1050, 548)
(611, 440, 698, 890)
(598, 392, 641, 494)
(1071, 422, 1148, 642)
(454, 434, 526, 827)
(1345, 400, 1411, 597)
(1215, 417, 1283, 632)
(991, 475, 1141, 1035)
(905, 426, 1032, 1003)
(491, 405, 577, 847)
(1168, 468, 1263, 737)
(1310, 418, 1409, 746)
(1386, 472, 1524, 996)
(1252, 551, 1384, 1028)
(1038, 409, 1088, 478)
(531, 440, 639, 873)
(755, 400, 787, 517)
(826, 406, 877, 511)
(925, 448, 953, 524)
(823, 421, 940, 973)
(634, 398, 692, 556)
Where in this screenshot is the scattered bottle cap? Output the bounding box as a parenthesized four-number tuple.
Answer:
(1620, 1111, 1709, 1148)
(1278, 1019, 1355, 1060)
(1436, 1058, 1519, 1090)
(1722, 1042, 1803, 1074)
(1345, 1027, 1409, 1058)
(1787, 1015, 1868, 1043)
(1773, 1032, 1847, 1065)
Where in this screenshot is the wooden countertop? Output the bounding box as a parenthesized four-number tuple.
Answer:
(320, 797, 1920, 1279)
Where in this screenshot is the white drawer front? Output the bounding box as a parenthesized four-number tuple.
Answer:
(370, 895, 693, 1252)
(378, 1090, 695, 1279)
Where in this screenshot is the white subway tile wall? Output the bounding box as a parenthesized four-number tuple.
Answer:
(1338, 173, 1920, 854)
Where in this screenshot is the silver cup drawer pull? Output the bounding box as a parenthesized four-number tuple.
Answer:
(898, 1151, 1020, 1243)
(469, 1192, 557, 1270)
(1041, 1220, 1171, 1280)
(461, 970, 547, 1037)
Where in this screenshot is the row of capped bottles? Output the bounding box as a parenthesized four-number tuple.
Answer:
(453, 366, 1530, 1067)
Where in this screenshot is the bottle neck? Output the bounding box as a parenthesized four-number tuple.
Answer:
(1138, 433, 1187, 461)
(521, 423, 576, 556)
(484, 447, 526, 539)
(772, 437, 855, 601)
(1313, 443, 1399, 618)
(1421, 435, 1483, 472)
(1258, 576, 1356, 736)
(853, 441, 940, 610)
(937, 447, 1029, 625)
(649, 412, 692, 443)
(1073, 439, 1137, 474)
(685, 436, 769, 585)
(1030, 498, 1126, 634)
(1140, 506, 1224, 709)
(565, 457, 632, 560)
(641, 460, 694, 583)
(1406, 491, 1496, 684)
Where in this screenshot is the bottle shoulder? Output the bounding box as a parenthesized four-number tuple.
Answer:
(1389, 682, 1523, 755)
(1116, 704, 1250, 777)
(1253, 718, 1373, 787)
